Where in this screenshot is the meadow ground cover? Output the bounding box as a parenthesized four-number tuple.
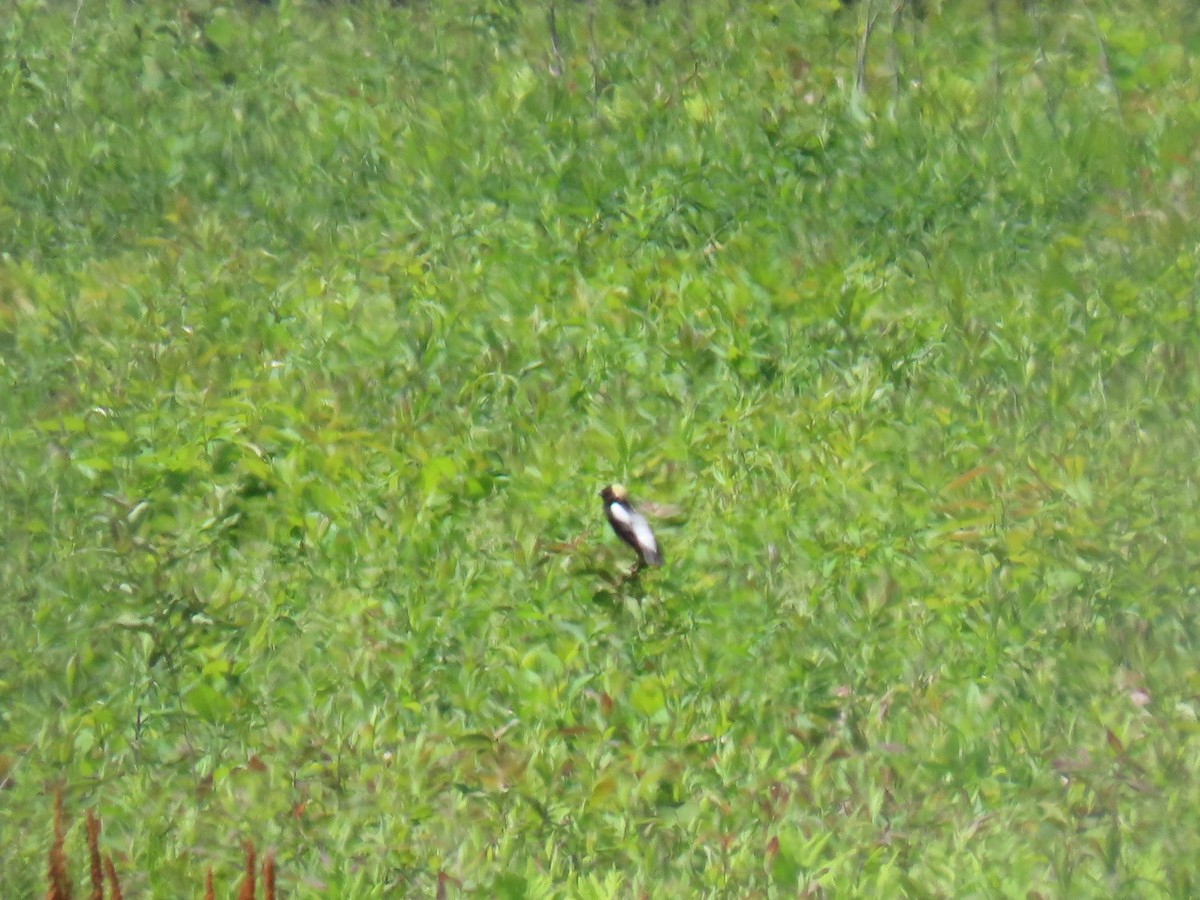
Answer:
(2, 0, 1199, 894)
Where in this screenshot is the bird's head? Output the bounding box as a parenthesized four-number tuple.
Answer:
(600, 483, 628, 503)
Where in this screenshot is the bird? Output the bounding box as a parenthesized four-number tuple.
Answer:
(599, 484, 663, 568)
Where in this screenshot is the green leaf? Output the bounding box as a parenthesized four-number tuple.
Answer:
(184, 684, 233, 722)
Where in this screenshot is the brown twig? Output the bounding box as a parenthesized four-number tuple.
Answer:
(236, 842, 257, 900)
(86, 811, 102, 900)
(263, 852, 276, 900)
(47, 788, 72, 900)
(103, 857, 124, 900)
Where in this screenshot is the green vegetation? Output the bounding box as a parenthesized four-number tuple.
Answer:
(3, 0, 1199, 894)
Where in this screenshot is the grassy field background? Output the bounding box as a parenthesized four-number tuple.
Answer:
(2, 0, 1199, 894)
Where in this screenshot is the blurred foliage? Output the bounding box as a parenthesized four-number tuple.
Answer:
(2, 0, 1198, 894)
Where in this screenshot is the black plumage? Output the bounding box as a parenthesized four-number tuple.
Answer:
(599, 483, 663, 567)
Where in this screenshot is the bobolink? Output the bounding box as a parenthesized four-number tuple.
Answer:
(600, 483, 663, 568)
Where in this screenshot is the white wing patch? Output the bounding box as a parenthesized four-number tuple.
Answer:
(629, 512, 658, 555)
(608, 502, 634, 527)
(607, 500, 660, 562)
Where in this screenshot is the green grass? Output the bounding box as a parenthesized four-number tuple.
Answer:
(2, 0, 1199, 895)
